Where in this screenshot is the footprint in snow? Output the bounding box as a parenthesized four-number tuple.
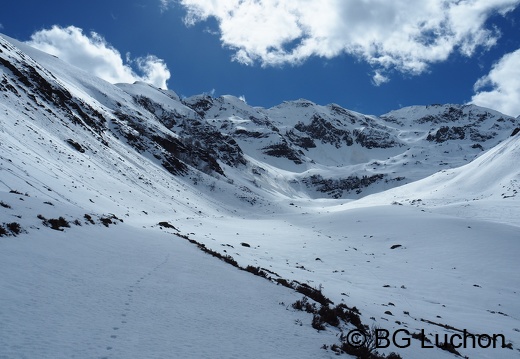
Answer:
(107, 253, 170, 352)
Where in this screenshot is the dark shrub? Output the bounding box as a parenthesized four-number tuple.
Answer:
(47, 217, 70, 231)
(340, 342, 372, 358)
(411, 331, 431, 343)
(84, 214, 95, 224)
(0, 201, 11, 208)
(339, 326, 384, 358)
(295, 284, 332, 306)
(244, 265, 268, 278)
(318, 305, 340, 327)
(276, 278, 292, 288)
(100, 217, 113, 227)
(312, 314, 326, 331)
(6, 222, 21, 235)
(386, 353, 403, 359)
(437, 341, 461, 356)
(292, 297, 316, 313)
(292, 297, 307, 311)
(332, 303, 363, 329)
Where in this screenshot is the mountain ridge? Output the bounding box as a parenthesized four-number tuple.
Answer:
(2, 31, 518, 203)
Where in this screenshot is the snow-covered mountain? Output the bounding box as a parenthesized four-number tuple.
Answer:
(1, 33, 519, 359)
(168, 92, 519, 199)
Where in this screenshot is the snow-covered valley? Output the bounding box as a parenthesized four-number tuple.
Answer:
(1, 33, 519, 358)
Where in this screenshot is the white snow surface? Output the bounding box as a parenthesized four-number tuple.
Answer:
(1, 34, 519, 359)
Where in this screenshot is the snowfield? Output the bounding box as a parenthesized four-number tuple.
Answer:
(1, 222, 340, 359)
(1, 33, 519, 359)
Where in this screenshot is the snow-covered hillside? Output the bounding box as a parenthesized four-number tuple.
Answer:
(1, 33, 519, 359)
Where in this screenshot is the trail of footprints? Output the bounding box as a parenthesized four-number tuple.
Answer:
(100, 254, 170, 359)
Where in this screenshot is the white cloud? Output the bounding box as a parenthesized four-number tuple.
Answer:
(27, 25, 171, 89)
(372, 71, 390, 87)
(178, 0, 519, 80)
(160, 0, 174, 12)
(471, 49, 520, 117)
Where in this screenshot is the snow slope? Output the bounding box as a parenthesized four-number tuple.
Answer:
(353, 131, 520, 226)
(0, 219, 338, 359)
(1, 33, 519, 359)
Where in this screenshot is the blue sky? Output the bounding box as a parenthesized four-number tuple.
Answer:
(1, 0, 520, 117)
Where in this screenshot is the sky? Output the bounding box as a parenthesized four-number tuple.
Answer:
(1, 0, 520, 117)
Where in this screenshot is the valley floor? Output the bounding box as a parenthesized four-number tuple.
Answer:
(1, 194, 519, 359)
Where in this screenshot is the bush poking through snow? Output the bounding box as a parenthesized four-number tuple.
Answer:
(6, 222, 22, 235)
(99, 214, 123, 227)
(276, 278, 292, 288)
(0, 201, 11, 208)
(49, 217, 70, 231)
(436, 341, 461, 356)
(312, 314, 326, 331)
(174, 232, 240, 268)
(385, 353, 403, 359)
(100, 217, 113, 227)
(318, 305, 341, 327)
(334, 326, 402, 359)
(84, 214, 95, 225)
(0, 222, 22, 236)
(295, 283, 332, 306)
(244, 265, 268, 278)
(411, 331, 431, 343)
(38, 215, 70, 231)
(292, 297, 316, 313)
(339, 325, 404, 359)
(292, 297, 364, 332)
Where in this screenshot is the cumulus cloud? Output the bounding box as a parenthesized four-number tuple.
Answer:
(471, 49, 520, 117)
(27, 25, 170, 89)
(372, 71, 390, 87)
(178, 0, 519, 80)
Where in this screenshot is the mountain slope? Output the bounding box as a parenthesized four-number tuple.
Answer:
(350, 130, 520, 227)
